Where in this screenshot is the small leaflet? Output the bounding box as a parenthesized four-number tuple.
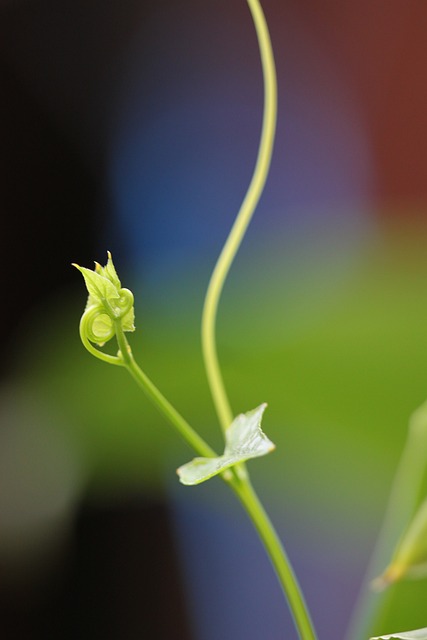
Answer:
(177, 404, 275, 486)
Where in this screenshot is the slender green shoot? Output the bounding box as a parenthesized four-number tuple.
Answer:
(230, 475, 317, 640)
(114, 321, 217, 459)
(201, 0, 278, 433)
(198, 1, 317, 637)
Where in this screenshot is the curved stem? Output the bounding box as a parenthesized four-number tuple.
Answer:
(114, 322, 217, 458)
(79, 310, 124, 366)
(200, 3, 317, 637)
(201, 0, 278, 432)
(230, 475, 317, 640)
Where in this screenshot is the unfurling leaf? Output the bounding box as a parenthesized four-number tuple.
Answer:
(177, 404, 275, 485)
(370, 628, 427, 639)
(73, 252, 135, 347)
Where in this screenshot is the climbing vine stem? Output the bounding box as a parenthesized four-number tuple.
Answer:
(201, 0, 278, 433)
(200, 1, 317, 638)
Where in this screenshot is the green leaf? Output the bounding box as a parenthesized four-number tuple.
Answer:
(371, 628, 427, 639)
(373, 497, 427, 589)
(96, 251, 122, 290)
(177, 404, 275, 485)
(73, 264, 120, 308)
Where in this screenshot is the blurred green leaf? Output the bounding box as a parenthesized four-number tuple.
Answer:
(177, 404, 274, 485)
(371, 628, 427, 639)
(374, 498, 427, 589)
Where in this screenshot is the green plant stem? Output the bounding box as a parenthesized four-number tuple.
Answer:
(114, 322, 217, 459)
(201, 0, 277, 433)
(345, 402, 427, 640)
(229, 474, 317, 640)
(114, 323, 317, 640)
(200, 1, 318, 638)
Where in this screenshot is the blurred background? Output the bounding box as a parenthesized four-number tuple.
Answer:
(1, 0, 427, 638)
